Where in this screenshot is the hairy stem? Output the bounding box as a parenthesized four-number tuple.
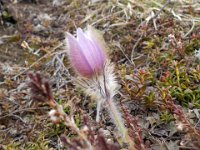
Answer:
(96, 100, 102, 122)
(106, 99, 135, 149)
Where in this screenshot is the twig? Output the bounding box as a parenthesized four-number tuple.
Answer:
(131, 33, 143, 63)
(150, 0, 171, 20)
(184, 19, 195, 38)
(0, 107, 48, 119)
(115, 42, 133, 65)
(12, 43, 63, 80)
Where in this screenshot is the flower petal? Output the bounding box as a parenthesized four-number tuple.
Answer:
(67, 32, 94, 77)
(86, 26, 106, 64)
(77, 28, 105, 73)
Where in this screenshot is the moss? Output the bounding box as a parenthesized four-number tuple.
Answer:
(185, 39, 200, 54)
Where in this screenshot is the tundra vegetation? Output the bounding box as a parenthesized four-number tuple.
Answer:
(0, 0, 200, 149)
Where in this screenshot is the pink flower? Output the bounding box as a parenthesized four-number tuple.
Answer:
(66, 27, 106, 78)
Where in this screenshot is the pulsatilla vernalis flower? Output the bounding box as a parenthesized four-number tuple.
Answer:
(66, 27, 106, 78)
(66, 27, 131, 145)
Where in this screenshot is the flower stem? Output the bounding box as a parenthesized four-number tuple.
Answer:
(106, 99, 135, 149)
(96, 100, 102, 122)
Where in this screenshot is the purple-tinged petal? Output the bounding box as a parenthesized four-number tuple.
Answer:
(86, 26, 107, 64)
(67, 32, 94, 77)
(77, 28, 105, 74)
(77, 28, 98, 67)
(66, 27, 107, 78)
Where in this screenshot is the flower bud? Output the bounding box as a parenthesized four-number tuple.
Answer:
(66, 27, 106, 78)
